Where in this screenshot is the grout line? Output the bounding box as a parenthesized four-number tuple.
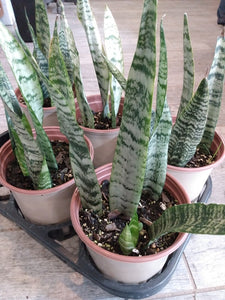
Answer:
(183, 252, 197, 291)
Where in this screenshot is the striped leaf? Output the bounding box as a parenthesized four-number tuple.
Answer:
(109, 0, 157, 218)
(102, 53, 127, 91)
(57, 3, 94, 128)
(199, 36, 225, 149)
(0, 21, 43, 125)
(148, 203, 225, 244)
(77, 0, 110, 117)
(58, 0, 75, 85)
(25, 12, 50, 99)
(104, 5, 124, 128)
(0, 64, 52, 189)
(143, 101, 172, 200)
(154, 18, 168, 128)
(35, 0, 51, 59)
(143, 19, 172, 200)
(0, 23, 57, 171)
(49, 19, 76, 119)
(168, 78, 209, 167)
(177, 13, 194, 118)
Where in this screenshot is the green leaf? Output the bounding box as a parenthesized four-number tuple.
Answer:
(35, 0, 51, 59)
(25, 11, 50, 99)
(119, 212, 142, 255)
(118, 224, 135, 255)
(109, 0, 157, 218)
(168, 78, 209, 167)
(199, 36, 225, 149)
(49, 18, 76, 119)
(154, 18, 168, 129)
(0, 65, 51, 189)
(57, 3, 95, 128)
(102, 53, 127, 91)
(104, 5, 124, 128)
(148, 203, 225, 244)
(177, 13, 194, 118)
(0, 21, 44, 125)
(143, 101, 172, 200)
(77, 0, 110, 117)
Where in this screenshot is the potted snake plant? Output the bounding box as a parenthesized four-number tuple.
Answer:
(0, 16, 94, 225)
(74, 0, 125, 167)
(166, 14, 225, 200)
(67, 0, 225, 284)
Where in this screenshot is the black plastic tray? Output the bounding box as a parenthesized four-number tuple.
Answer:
(0, 131, 212, 299)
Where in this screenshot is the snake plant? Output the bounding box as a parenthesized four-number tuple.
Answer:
(168, 14, 225, 167)
(76, 0, 124, 126)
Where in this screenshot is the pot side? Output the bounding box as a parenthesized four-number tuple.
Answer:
(70, 163, 190, 284)
(0, 126, 94, 225)
(167, 131, 225, 201)
(76, 95, 124, 168)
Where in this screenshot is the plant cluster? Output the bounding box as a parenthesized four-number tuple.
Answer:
(0, 0, 225, 256)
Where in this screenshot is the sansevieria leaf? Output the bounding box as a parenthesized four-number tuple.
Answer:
(35, 0, 51, 59)
(199, 36, 225, 149)
(0, 23, 57, 171)
(0, 64, 52, 189)
(177, 13, 194, 118)
(104, 5, 124, 128)
(109, 0, 157, 217)
(57, 1, 94, 128)
(119, 212, 142, 255)
(168, 78, 209, 167)
(148, 203, 225, 244)
(143, 18, 172, 200)
(77, 0, 110, 117)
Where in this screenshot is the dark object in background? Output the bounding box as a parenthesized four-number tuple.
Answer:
(217, 0, 225, 25)
(10, 0, 35, 42)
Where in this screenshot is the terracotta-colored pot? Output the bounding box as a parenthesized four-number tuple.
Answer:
(16, 88, 59, 127)
(0, 126, 94, 225)
(76, 95, 124, 168)
(167, 131, 225, 201)
(70, 163, 190, 284)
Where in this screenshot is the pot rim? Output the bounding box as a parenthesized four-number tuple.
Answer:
(0, 126, 94, 195)
(70, 163, 190, 263)
(167, 131, 225, 172)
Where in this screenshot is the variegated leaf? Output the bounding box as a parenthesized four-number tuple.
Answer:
(77, 0, 110, 117)
(49, 19, 76, 119)
(177, 13, 194, 118)
(148, 203, 225, 244)
(143, 101, 172, 200)
(35, 0, 51, 59)
(168, 78, 209, 167)
(199, 36, 225, 149)
(104, 5, 124, 127)
(109, 0, 157, 218)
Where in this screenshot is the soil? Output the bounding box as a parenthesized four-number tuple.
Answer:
(185, 147, 216, 168)
(79, 180, 179, 257)
(6, 141, 73, 190)
(86, 111, 122, 130)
